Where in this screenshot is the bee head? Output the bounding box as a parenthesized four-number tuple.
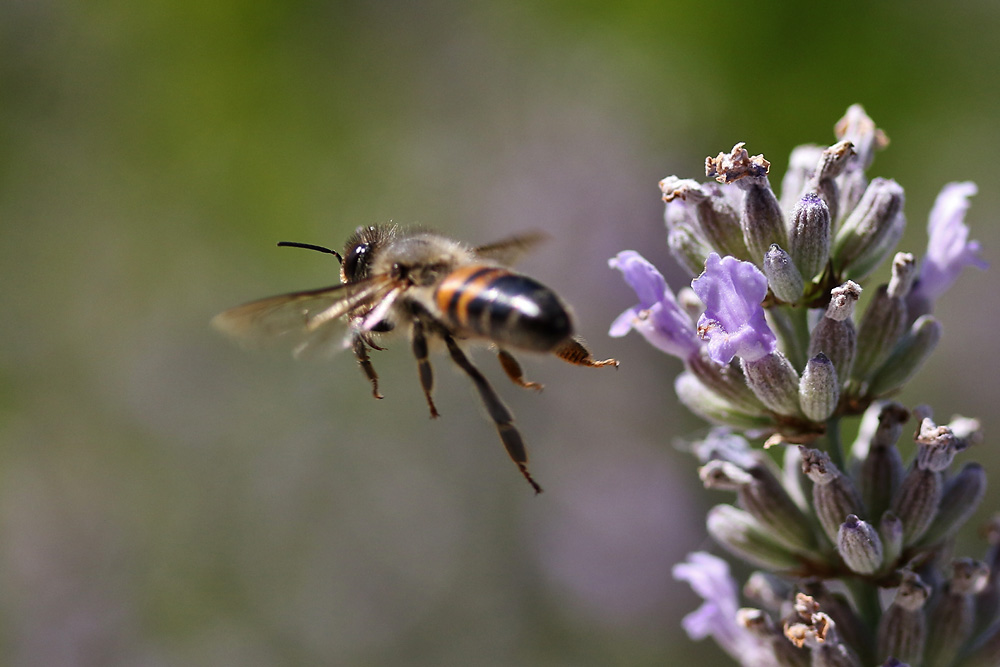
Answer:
(341, 225, 396, 283)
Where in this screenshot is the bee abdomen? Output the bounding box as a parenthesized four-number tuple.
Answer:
(434, 265, 572, 352)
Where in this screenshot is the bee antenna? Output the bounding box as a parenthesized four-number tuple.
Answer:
(277, 241, 343, 264)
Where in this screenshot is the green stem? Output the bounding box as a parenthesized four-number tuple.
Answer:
(826, 416, 844, 471)
(845, 575, 881, 640)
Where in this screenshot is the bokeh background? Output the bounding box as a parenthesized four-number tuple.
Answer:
(2, 1, 998, 665)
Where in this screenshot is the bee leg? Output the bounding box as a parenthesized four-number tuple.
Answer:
(443, 334, 542, 494)
(553, 337, 618, 368)
(411, 319, 440, 418)
(353, 335, 383, 399)
(496, 349, 543, 391)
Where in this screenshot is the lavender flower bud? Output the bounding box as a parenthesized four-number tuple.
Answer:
(780, 144, 825, 212)
(705, 460, 818, 555)
(742, 352, 802, 416)
(730, 460, 818, 551)
(707, 504, 803, 571)
(851, 255, 915, 383)
(810, 142, 854, 220)
(667, 221, 713, 276)
(857, 403, 908, 520)
(918, 463, 986, 546)
(789, 192, 832, 283)
(800, 447, 865, 544)
(764, 244, 805, 303)
(877, 571, 929, 666)
(833, 105, 888, 223)
(879, 511, 903, 573)
(799, 353, 839, 422)
(661, 177, 750, 261)
(688, 349, 767, 413)
(834, 104, 889, 172)
(867, 315, 942, 398)
(744, 571, 793, 613)
(674, 372, 774, 431)
(891, 463, 942, 546)
(706, 143, 787, 264)
(808, 282, 861, 382)
(833, 178, 905, 281)
(924, 558, 989, 667)
(838, 514, 883, 575)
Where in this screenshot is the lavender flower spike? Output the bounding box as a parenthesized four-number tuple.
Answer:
(912, 182, 987, 306)
(609, 251, 700, 358)
(692, 253, 776, 365)
(673, 552, 773, 666)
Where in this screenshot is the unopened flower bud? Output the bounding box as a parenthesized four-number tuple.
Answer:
(891, 463, 942, 546)
(688, 349, 767, 413)
(879, 511, 903, 572)
(800, 447, 864, 544)
(742, 352, 802, 416)
(799, 353, 839, 422)
(867, 315, 942, 398)
(924, 559, 989, 667)
(744, 571, 793, 613)
(852, 257, 914, 383)
(674, 372, 774, 431)
(857, 403, 908, 519)
(833, 178, 906, 281)
(667, 221, 713, 276)
(780, 143, 825, 211)
(919, 463, 986, 546)
(808, 282, 861, 382)
(706, 504, 802, 571)
(789, 192, 832, 282)
(807, 141, 854, 225)
(877, 571, 930, 666)
(661, 177, 749, 261)
(764, 244, 804, 303)
(838, 514, 883, 574)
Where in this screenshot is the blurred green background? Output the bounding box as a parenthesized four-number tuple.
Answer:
(2, 1, 998, 665)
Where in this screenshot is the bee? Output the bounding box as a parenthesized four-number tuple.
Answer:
(212, 224, 617, 493)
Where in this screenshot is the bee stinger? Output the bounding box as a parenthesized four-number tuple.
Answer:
(212, 224, 618, 493)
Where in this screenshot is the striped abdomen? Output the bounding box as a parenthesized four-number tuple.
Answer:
(434, 265, 573, 352)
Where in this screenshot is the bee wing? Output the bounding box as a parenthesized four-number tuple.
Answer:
(211, 276, 395, 353)
(474, 231, 549, 265)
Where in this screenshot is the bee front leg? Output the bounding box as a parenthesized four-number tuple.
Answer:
(411, 319, 440, 418)
(353, 335, 383, 399)
(496, 349, 543, 391)
(443, 334, 542, 494)
(553, 337, 618, 368)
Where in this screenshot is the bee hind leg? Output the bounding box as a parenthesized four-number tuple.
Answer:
(353, 335, 383, 399)
(411, 319, 440, 418)
(444, 334, 542, 494)
(497, 349, 543, 391)
(554, 337, 618, 368)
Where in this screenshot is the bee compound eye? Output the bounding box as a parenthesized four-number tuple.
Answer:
(343, 242, 370, 281)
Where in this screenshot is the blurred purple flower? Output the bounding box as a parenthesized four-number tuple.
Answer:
(913, 182, 987, 303)
(691, 253, 775, 364)
(608, 251, 700, 359)
(673, 552, 771, 665)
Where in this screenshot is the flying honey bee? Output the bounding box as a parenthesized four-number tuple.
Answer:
(212, 224, 617, 493)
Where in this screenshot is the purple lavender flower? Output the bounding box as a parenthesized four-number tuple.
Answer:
(691, 253, 776, 364)
(911, 182, 987, 306)
(673, 552, 772, 665)
(608, 251, 700, 359)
